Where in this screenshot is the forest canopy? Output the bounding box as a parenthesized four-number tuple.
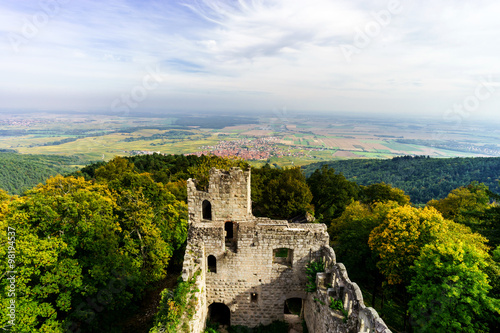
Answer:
(1, 153, 499, 332)
(303, 156, 500, 204)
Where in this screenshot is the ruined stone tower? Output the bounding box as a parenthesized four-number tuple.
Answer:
(180, 168, 391, 333)
(187, 167, 252, 223)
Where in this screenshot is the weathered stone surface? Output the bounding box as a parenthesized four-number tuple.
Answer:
(178, 168, 390, 333)
(303, 254, 391, 333)
(188, 168, 252, 223)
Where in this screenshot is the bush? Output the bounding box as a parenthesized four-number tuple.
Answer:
(305, 259, 325, 292)
(150, 271, 200, 333)
(329, 297, 348, 323)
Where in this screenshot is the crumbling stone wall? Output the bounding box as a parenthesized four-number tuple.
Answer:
(202, 219, 328, 326)
(179, 168, 390, 333)
(178, 234, 207, 333)
(304, 247, 392, 333)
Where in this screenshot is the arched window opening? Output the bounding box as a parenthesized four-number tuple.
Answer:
(273, 248, 293, 266)
(202, 200, 212, 220)
(208, 303, 230, 326)
(208, 255, 217, 273)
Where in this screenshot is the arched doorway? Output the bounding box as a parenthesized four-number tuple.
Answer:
(284, 298, 303, 331)
(208, 302, 230, 326)
(284, 298, 303, 316)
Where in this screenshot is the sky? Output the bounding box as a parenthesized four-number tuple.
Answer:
(1, 0, 500, 121)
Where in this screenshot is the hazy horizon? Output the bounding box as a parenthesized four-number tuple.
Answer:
(2, 0, 500, 123)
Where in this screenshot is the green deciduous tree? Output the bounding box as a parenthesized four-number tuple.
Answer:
(96, 157, 188, 283)
(408, 237, 500, 332)
(330, 201, 394, 305)
(109, 171, 188, 282)
(0, 176, 121, 331)
(0, 170, 188, 331)
(307, 165, 359, 223)
(368, 205, 451, 330)
(428, 181, 500, 249)
(427, 182, 490, 223)
(251, 164, 282, 216)
(261, 167, 313, 219)
(361, 182, 410, 206)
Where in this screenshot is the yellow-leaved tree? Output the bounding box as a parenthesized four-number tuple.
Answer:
(368, 205, 447, 286)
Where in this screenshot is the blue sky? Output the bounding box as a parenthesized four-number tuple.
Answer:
(1, 0, 500, 120)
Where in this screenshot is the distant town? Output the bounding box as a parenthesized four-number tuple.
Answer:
(186, 137, 330, 161)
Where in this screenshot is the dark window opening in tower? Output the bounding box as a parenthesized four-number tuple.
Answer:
(202, 200, 212, 220)
(225, 221, 234, 240)
(208, 255, 217, 273)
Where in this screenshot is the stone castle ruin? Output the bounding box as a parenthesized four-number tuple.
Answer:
(180, 167, 391, 333)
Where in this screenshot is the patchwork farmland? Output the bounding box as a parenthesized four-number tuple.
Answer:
(1, 111, 499, 167)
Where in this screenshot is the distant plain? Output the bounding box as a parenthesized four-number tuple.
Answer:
(1, 111, 499, 167)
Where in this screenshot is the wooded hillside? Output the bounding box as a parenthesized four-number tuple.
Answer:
(0, 152, 86, 195)
(303, 156, 500, 204)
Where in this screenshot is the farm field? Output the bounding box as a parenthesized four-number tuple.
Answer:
(1, 111, 499, 166)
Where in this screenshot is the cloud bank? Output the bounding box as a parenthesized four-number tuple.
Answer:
(1, 0, 500, 120)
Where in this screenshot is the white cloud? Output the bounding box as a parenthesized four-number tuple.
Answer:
(0, 0, 500, 119)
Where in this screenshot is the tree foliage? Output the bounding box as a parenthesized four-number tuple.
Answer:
(1, 176, 120, 331)
(0, 159, 188, 331)
(307, 164, 359, 223)
(408, 237, 499, 332)
(260, 167, 313, 219)
(251, 164, 282, 216)
(330, 201, 394, 284)
(361, 182, 410, 206)
(303, 156, 500, 204)
(428, 182, 500, 248)
(368, 205, 447, 286)
(427, 182, 490, 221)
(0, 152, 85, 195)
